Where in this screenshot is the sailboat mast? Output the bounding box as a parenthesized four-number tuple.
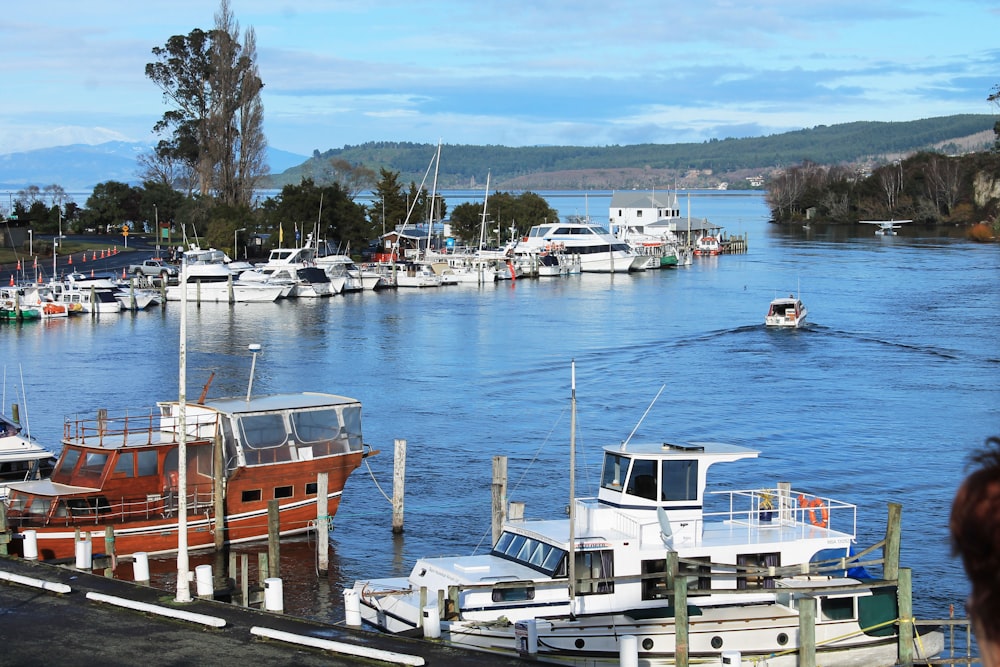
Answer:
(568, 361, 577, 617)
(427, 141, 442, 258)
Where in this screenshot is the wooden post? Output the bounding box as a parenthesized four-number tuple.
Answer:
(257, 551, 269, 606)
(213, 432, 225, 552)
(104, 526, 116, 573)
(884, 502, 902, 582)
(674, 574, 688, 667)
(392, 438, 406, 534)
(897, 567, 914, 666)
(418, 587, 427, 630)
(778, 481, 791, 523)
(90, 285, 96, 318)
(0, 502, 8, 557)
(317, 472, 329, 574)
(240, 554, 249, 607)
(447, 585, 460, 620)
(491, 456, 507, 546)
(10, 404, 19, 424)
(267, 499, 280, 579)
(799, 596, 816, 667)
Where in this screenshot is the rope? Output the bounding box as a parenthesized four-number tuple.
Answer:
(364, 455, 393, 504)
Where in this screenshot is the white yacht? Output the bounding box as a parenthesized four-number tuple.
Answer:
(519, 221, 646, 273)
(165, 246, 286, 303)
(353, 435, 942, 666)
(239, 245, 342, 297)
(0, 411, 56, 501)
(765, 294, 808, 328)
(316, 254, 384, 291)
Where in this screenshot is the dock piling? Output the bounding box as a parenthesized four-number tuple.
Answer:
(392, 439, 406, 534)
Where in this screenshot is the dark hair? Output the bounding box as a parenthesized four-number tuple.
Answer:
(950, 436, 1000, 638)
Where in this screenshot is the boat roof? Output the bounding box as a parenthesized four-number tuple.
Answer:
(6, 478, 97, 496)
(194, 391, 361, 415)
(609, 441, 759, 461)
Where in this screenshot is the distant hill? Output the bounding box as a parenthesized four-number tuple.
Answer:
(0, 115, 993, 193)
(270, 114, 997, 190)
(0, 143, 309, 192)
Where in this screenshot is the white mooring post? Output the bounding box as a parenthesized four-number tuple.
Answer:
(392, 439, 406, 534)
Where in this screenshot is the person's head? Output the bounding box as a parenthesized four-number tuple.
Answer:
(951, 436, 1000, 662)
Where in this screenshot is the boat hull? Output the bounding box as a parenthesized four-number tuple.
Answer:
(9, 450, 364, 561)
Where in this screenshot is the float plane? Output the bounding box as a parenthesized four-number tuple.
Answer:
(860, 219, 911, 236)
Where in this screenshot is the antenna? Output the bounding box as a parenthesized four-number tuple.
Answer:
(246, 344, 262, 401)
(621, 384, 666, 451)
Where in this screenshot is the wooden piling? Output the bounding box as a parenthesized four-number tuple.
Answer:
(0, 502, 9, 557)
(491, 456, 507, 546)
(267, 499, 280, 579)
(392, 439, 406, 534)
(104, 526, 116, 573)
(213, 432, 225, 552)
(674, 574, 688, 667)
(317, 472, 329, 574)
(799, 596, 817, 667)
(884, 502, 901, 581)
(897, 567, 914, 666)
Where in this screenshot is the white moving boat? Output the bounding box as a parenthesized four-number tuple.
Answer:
(766, 294, 808, 328)
(352, 374, 942, 666)
(694, 235, 722, 256)
(519, 221, 647, 273)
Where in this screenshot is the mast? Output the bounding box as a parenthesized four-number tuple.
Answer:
(478, 171, 491, 284)
(175, 250, 191, 602)
(568, 360, 577, 618)
(427, 141, 441, 259)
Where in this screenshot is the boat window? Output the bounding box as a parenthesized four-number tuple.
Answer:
(54, 448, 81, 477)
(274, 485, 293, 499)
(576, 549, 614, 595)
(137, 450, 158, 477)
(820, 596, 855, 621)
(239, 413, 292, 464)
(492, 586, 535, 602)
(78, 452, 109, 480)
(737, 552, 779, 590)
(661, 459, 698, 501)
(290, 405, 363, 456)
(681, 556, 713, 595)
(601, 453, 628, 490)
(641, 558, 671, 600)
(240, 414, 288, 448)
(113, 452, 135, 477)
(492, 531, 567, 577)
(626, 459, 658, 501)
(241, 489, 262, 502)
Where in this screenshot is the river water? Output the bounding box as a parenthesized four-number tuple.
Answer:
(2, 191, 998, 628)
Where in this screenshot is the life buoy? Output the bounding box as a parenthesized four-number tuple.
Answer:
(798, 494, 828, 528)
(167, 470, 179, 488)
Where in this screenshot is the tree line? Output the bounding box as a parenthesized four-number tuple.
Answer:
(764, 151, 1000, 233)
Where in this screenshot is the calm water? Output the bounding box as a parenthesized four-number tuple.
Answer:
(2, 191, 998, 626)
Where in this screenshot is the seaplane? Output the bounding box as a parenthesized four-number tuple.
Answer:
(860, 219, 911, 236)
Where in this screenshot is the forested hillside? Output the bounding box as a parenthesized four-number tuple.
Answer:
(267, 115, 995, 190)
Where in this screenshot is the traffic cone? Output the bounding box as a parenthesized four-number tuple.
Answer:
(16, 260, 21, 271)
(91, 269, 94, 277)
(92, 251, 96, 261)
(81, 254, 86, 263)
(121, 267, 126, 280)
(9, 275, 13, 286)
(68, 255, 73, 265)
(100, 249, 105, 259)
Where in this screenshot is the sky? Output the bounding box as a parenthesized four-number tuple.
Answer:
(1, 0, 998, 157)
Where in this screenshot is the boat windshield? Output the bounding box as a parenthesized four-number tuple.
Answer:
(493, 531, 567, 577)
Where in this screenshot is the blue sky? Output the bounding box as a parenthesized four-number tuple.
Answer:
(2, 0, 998, 156)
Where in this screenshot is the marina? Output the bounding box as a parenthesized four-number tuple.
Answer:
(0, 191, 997, 664)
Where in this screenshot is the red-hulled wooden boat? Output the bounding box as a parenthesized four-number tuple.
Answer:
(4, 391, 373, 560)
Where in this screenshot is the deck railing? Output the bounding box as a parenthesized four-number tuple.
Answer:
(62, 408, 221, 448)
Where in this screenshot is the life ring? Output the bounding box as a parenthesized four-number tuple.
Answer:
(798, 494, 828, 528)
(167, 470, 179, 488)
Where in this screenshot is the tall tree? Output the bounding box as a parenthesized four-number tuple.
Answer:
(145, 0, 267, 207)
